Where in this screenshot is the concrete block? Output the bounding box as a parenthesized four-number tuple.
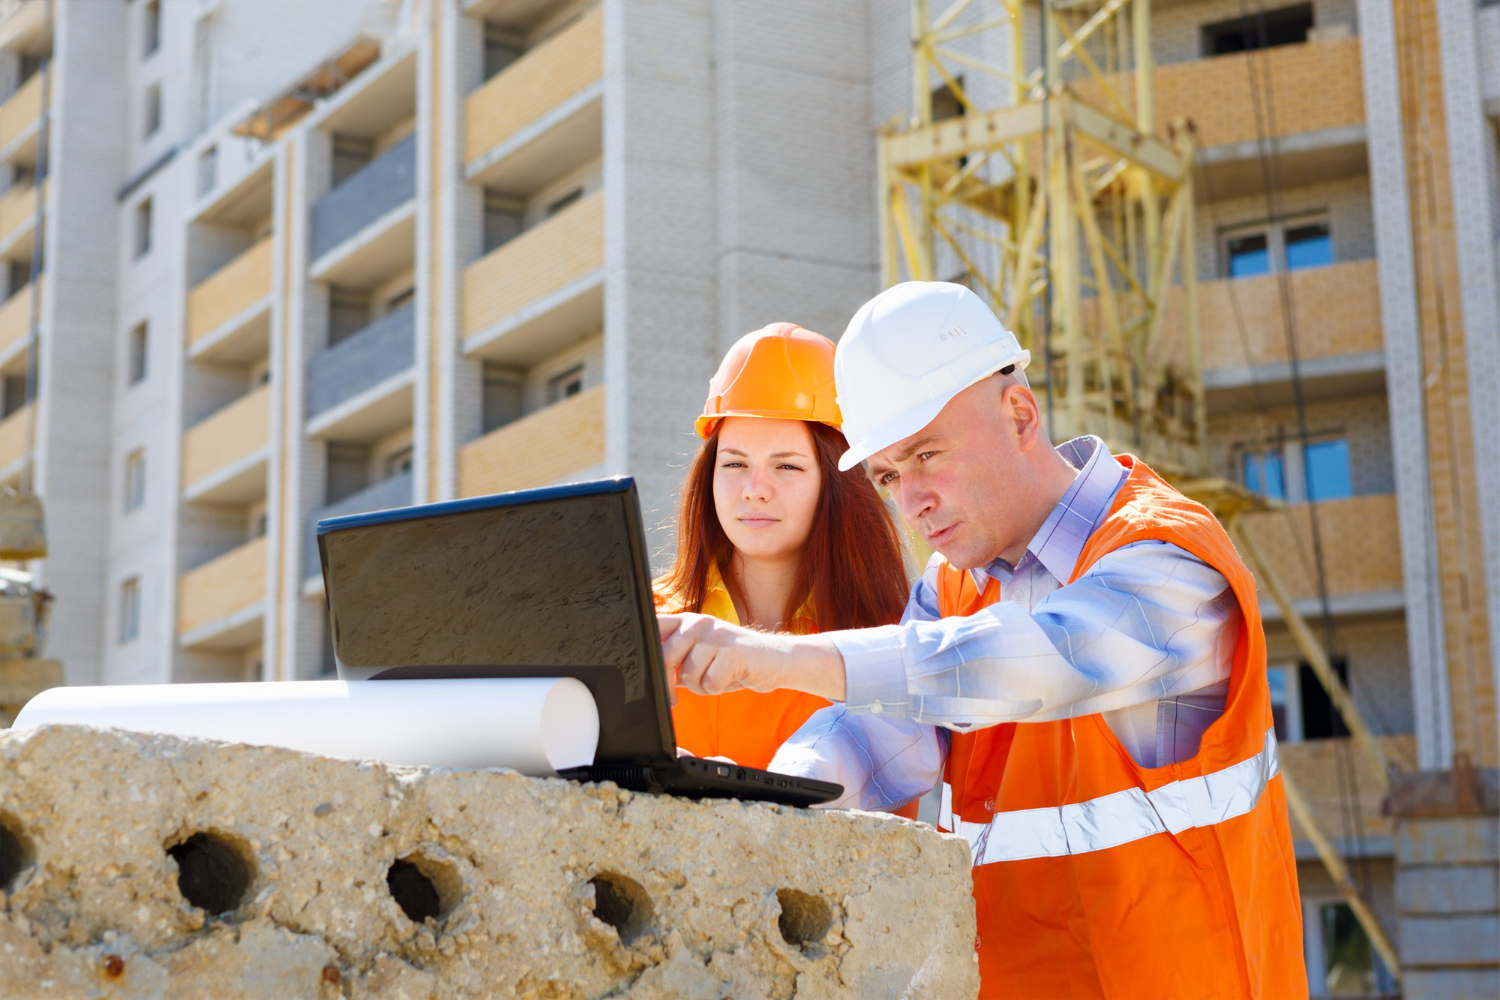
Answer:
(1398, 915, 1500, 966)
(1397, 865, 1500, 915)
(0, 725, 979, 997)
(1401, 968, 1500, 1000)
(1396, 817, 1500, 866)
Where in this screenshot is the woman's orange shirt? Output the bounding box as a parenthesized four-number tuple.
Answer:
(659, 566, 830, 771)
(658, 567, 920, 819)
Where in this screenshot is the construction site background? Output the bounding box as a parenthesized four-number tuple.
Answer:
(0, 0, 1493, 996)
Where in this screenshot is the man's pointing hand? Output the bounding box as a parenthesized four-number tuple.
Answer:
(657, 612, 848, 702)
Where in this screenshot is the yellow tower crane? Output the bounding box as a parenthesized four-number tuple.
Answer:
(879, 0, 1401, 978)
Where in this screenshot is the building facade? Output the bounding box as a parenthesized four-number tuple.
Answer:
(0, 0, 1495, 994)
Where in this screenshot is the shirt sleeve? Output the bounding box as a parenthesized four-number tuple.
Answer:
(767, 555, 949, 811)
(834, 540, 1239, 731)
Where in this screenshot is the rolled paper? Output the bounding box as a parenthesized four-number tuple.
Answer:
(13, 678, 599, 775)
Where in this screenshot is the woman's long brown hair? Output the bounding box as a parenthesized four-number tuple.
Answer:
(657, 422, 910, 630)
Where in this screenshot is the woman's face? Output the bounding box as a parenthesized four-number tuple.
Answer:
(712, 417, 823, 565)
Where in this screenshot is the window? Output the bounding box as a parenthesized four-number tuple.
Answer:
(133, 197, 153, 258)
(252, 512, 268, 538)
(544, 187, 584, 218)
(119, 577, 141, 644)
(1305, 901, 1394, 996)
(330, 133, 373, 188)
(385, 287, 415, 312)
(1241, 448, 1285, 499)
(196, 145, 218, 198)
(142, 0, 161, 58)
(483, 23, 524, 81)
(1285, 222, 1334, 271)
(7, 259, 30, 295)
(1298, 656, 1351, 740)
(128, 321, 149, 384)
(483, 190, 522, 253)
(327, 287, 370, 346)
(483, 363, 524, 433)
(17, 54, 40, 87)
(1221, 216, 1334, 277)
(384, 446, 413, 477)
(1, 374, 26, 418)
(325, 443, 370, 505)
(1201, 4, 1312, 56)
(547, 365, 585, 403)
(124, 449, 146, 513)
(1268, 665, 1304, 742)
(1226, 232, 1271, 278)
(1303, 438, 1351, 502)
(143, 83, 161, 138)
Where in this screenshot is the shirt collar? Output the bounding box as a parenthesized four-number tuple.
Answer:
(704, 563, 817, 630)
(970, 435, 1127, 590)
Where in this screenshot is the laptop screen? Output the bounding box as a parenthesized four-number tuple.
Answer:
(317, 480, 673, 764)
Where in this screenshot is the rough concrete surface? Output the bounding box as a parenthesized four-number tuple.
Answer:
(0, 725, 978, 998)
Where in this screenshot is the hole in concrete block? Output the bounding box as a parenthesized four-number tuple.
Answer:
(387, 854, 461, 925)
(588, 871, 653, 944)
(776, 888, 833, 949)
(0, 814, 32, 892)
(166, 831, 254, 916)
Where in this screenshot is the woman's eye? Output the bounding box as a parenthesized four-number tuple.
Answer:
(778, 464, 804, 472)
(720, 461, 745, 469)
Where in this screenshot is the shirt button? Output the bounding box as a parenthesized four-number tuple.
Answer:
(974, 934, 982, 951)
(870, 700, 883, 714)
(984, 797, 995, 813)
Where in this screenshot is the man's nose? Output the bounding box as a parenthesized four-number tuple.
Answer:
(895, 476, 934, 523)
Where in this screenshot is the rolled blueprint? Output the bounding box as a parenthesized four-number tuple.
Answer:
(13, 678, 599, 774)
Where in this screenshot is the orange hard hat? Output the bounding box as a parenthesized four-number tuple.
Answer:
(695, 323, 842, 439)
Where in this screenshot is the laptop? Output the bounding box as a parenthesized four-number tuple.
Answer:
(316, 477, 843, 808)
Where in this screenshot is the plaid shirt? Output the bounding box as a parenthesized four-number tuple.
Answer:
(769, 437, 1239, 811)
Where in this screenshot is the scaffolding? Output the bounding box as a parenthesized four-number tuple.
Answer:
(880, 0, 1402, 978)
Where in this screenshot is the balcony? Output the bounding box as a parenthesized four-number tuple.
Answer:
(463, 189, 603, 363)
(0, 1, 49, 55)
(459, 383, 604, 496)
(0, 180, 38, 257)
(0, 276, 36, 369)
(186, 236, 274, 362)
(1236, 493, 1403, 615)
(178, 536, 267, 649)
(309, 131, 415, 280)
(465, 5, 602, 192)
(1281, 734, 1416, 854)
(0, 70, 41, 163)
(306, 303, 415, 419)
(1164, 259, 1386, 410)
(181, 384, 271, 504)
(0, 399, 30, 477)
(1154, 37, 1365, 149)
(304, 470, 413, 581)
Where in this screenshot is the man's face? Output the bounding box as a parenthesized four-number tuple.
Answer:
(865, 378, 1038, 570)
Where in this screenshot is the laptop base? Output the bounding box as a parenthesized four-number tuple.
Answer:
(560, 756, 842, 808)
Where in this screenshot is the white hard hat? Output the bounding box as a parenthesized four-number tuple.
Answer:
(834, 281, 1030, 472)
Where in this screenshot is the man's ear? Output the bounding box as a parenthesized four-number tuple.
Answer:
(1002, 383, 1043, 452)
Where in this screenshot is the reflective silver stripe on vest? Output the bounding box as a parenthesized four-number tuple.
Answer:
(948, 727, 1280, 867)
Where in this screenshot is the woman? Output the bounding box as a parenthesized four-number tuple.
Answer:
(656, 322, 912, 779)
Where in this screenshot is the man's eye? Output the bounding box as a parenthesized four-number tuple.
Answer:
(918, 451, 937, 462)
(878, 472, 898, 486)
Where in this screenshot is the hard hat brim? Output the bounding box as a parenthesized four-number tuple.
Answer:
(836, 391, 953, 473)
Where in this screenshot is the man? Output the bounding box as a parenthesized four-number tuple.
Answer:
(659, 281, 1307, 998)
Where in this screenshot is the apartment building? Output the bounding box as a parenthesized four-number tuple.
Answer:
(0, 0, 1495, 993)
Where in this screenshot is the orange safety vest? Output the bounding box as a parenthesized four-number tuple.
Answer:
(662, 568, 919, 819)
(936, 455, 1305, 999)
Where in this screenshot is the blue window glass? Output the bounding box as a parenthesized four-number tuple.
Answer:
(1304, 438, 1352, 501)
(1285, 222, 1334, 271)
(1242, 450, 1285, 499)
(1227, 232, 1271, 277)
